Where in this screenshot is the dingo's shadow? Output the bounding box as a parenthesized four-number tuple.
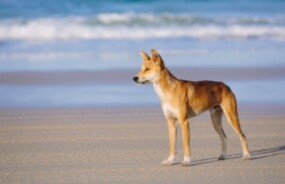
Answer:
(190, 145, 285, 166)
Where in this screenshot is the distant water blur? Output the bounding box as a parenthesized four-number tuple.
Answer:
(0, 0, 285, 108)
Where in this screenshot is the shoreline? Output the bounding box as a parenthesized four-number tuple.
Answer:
(1, 67, 285, 108)
(0, 67, 284, 85)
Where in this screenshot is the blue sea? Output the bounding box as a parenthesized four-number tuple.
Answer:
(0, 0, 285, 108)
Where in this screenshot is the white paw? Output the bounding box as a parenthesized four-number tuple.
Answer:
(181, 156, 191, 166)
(243, 153, 251, 160)
(161, 155, 175, 165)
(161, 159, 174, 165)
(181, 160, 191, 166)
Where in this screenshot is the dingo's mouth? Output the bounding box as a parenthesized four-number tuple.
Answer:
(133, 77, 150, 84)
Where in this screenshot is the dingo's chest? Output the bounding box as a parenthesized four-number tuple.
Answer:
(154, 84, 178, 118)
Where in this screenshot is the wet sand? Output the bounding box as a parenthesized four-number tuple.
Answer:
(0, 67, 284, 85)
(0, 105, 284, 184)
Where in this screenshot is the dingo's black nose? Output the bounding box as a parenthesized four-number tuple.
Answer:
(133, 77, 138, 82)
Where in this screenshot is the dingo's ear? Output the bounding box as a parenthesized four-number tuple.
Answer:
(151, 49, 164, 67)
(140, 49, 150, 60)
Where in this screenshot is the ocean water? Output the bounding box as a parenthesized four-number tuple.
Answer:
(0, 0, 285, 108)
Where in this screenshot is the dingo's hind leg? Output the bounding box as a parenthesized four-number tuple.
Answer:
(221, 93, 250, 160)
(210, 106, 227, 160)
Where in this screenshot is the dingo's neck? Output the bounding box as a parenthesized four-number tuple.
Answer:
(155, 68, 177, 87)
(153, 68, 178, 100)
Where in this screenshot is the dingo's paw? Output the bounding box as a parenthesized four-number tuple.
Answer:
(181, 160, 191, 167)
(243, 154, 251, 160)
(161, 159, 174, 165)
(181, 156, 191, 166)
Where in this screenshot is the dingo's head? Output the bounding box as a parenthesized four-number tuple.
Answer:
(133, 49, 165, 84)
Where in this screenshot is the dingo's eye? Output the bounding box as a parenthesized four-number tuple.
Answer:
(145, 68, 150, 72)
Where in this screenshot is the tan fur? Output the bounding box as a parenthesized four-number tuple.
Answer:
(133, 49, 250, 166)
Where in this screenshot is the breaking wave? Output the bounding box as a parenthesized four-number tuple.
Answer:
(0, 13, 285, 41)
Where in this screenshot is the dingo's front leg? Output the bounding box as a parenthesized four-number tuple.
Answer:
(180, 119, 191, 166)
(161, 118, 177, 165)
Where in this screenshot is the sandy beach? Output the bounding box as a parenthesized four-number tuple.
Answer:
(0, 105, 284, 184)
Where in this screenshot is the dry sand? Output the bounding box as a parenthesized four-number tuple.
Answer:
(0, 105, 284, 184)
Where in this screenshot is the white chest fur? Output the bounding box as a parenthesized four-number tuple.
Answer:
(153, 84, 178, 119)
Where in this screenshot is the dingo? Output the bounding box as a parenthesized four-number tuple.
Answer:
(133, 49, 250, 166)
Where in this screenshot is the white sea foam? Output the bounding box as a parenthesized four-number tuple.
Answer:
(0, 13, 285, 41)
